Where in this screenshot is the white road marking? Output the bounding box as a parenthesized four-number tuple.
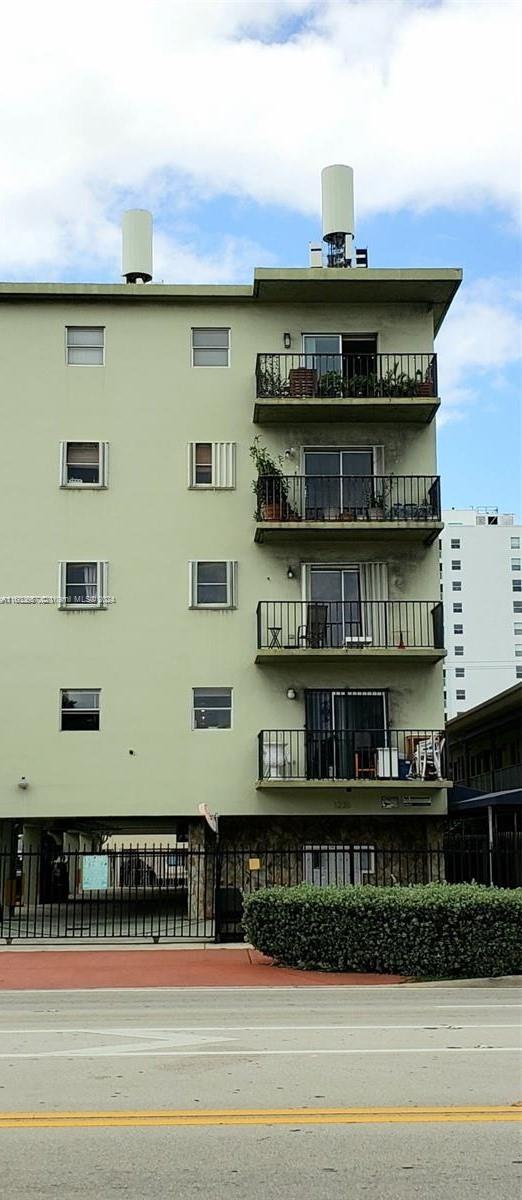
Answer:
(0, 1046, 519, 1060)
(0, 985, 520, 995)
(0, 1024, 519, 1034)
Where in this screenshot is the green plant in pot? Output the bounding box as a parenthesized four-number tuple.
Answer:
(318, 369, 344, 398)
(250, 437, 291, 520)
(381, 361, 416, 397)
(415, 368, 434, 396)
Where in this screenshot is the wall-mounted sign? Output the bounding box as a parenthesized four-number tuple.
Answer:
(82, 855, 109, 891)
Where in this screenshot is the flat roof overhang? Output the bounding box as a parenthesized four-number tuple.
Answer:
(254, 520, 444, 546)
(253, 268, 463, 335)
(0, 268, 462, 333)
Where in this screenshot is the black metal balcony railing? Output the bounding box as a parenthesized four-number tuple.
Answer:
(256, 353, 438, 400)
(257, 601, 444, 652)
(258, 729, 446, 783)
(255, 474, 441, 523)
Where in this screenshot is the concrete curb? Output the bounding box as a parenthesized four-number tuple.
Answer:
(407, 975, 522, 988)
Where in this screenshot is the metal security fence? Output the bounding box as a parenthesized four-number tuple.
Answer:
(0, 848, 215, 943)
(1, 837, 520, 943)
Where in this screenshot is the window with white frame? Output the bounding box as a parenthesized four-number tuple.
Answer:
(512, 558, 521, 571)
(60, 441, 108, 486)
(511, 537, 520, 549)
(456, 689, 466, 701)
(455, 667, 465, 678)
(454, 645, 464, 656)
(453, 602, 463, 613)
(451, 559, 461, 570)
(450, 538, 461, 549)
(58, 561, 107, 609)
(191, 328, 230, 367)
(61, 689, 100, 731)
(189, 560, 237, 608)
(66, 327, 104, 365)
(514, 601, 522, 613)
(517, 666, 522, 680)
(516, 647, 522, 658)
(515, 623, 522, 635)
(452, 581, 462, 591)
(453, 623, 464, 635)
(513, 579, 522, 592)
(187, 442, 236, 488)
(192, 687, 232, 729)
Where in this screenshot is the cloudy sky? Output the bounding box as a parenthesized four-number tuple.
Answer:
(1, 0, 520, 513)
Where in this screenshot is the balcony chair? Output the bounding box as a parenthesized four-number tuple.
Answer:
(407, 735, 444, 780)
(297, 602, 329, 649)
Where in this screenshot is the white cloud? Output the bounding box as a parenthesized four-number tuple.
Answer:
(436, 278, 522, 425)
(0, 0, 520, 280)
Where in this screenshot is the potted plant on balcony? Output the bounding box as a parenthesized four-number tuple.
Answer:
(250, 437, 293, 521)
(380, 362, 416, 397)
(317, 369, 344, 398)
(415, 368, 434, 397)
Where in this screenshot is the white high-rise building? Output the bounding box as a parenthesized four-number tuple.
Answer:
(441, 508, 522, 718)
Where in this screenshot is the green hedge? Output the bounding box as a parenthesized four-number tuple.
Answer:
(243, 883, 522, 977)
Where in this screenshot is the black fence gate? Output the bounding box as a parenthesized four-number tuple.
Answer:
(1, 837, 520, 943)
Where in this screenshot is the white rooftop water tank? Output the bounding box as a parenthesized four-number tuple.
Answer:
(122, 210, 153, 283)
(321, 165, 355, 266)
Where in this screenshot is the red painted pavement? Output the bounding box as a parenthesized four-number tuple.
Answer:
(0, 948, 404, 990)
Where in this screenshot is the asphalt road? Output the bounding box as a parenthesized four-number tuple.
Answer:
(0, 985, 520, 1199)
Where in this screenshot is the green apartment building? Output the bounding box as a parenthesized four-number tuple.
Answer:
(0, 166, 462, 883)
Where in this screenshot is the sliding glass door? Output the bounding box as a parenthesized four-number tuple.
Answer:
(305, 689, 387, 780)
(304, 449, 374, 518)
(309, 567, 362, 648)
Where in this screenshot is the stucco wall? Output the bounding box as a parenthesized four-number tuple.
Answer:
(0, 297, 444, 819)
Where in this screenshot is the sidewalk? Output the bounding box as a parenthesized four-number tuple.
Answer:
(0, 946, 404, 990)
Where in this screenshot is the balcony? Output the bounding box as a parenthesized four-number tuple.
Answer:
(256, 601, 445, 663)
(254, 474, 442, 544)
(257, 728, 448, 789)
(254, 353, 439, 424)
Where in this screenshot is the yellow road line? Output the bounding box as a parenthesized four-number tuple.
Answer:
(0, 1106, 521, 1129)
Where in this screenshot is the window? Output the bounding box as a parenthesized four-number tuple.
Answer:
(514, 602, 522, 613)
(61, 689, 100, 731)
(456, 689, 466, 701)
(189, 561, 237, 608)
(453, 602, 463, 613)
(58, 561, 107, 609)
(454, 645, 464, 656)
(512, 558, 521, 571)
(450, 539, 460, 549)
(515, 647, 522, 658)
(455, 667, 465, 678)
(452, 581, 462, 592)
(187, 442, 236, 488)
(453, 624, 464, 635)
(517, 667, 522, 680)
(191, 328, 229, 367)
(66, 327, 104, 365)
(451, 560, 461, 570)
(514, 623, 522, 635)
(511, 537, 520, 549)
(513, 580, 522, 592)
(192, 687, 232, 729)
(60, 441, 108, 486)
